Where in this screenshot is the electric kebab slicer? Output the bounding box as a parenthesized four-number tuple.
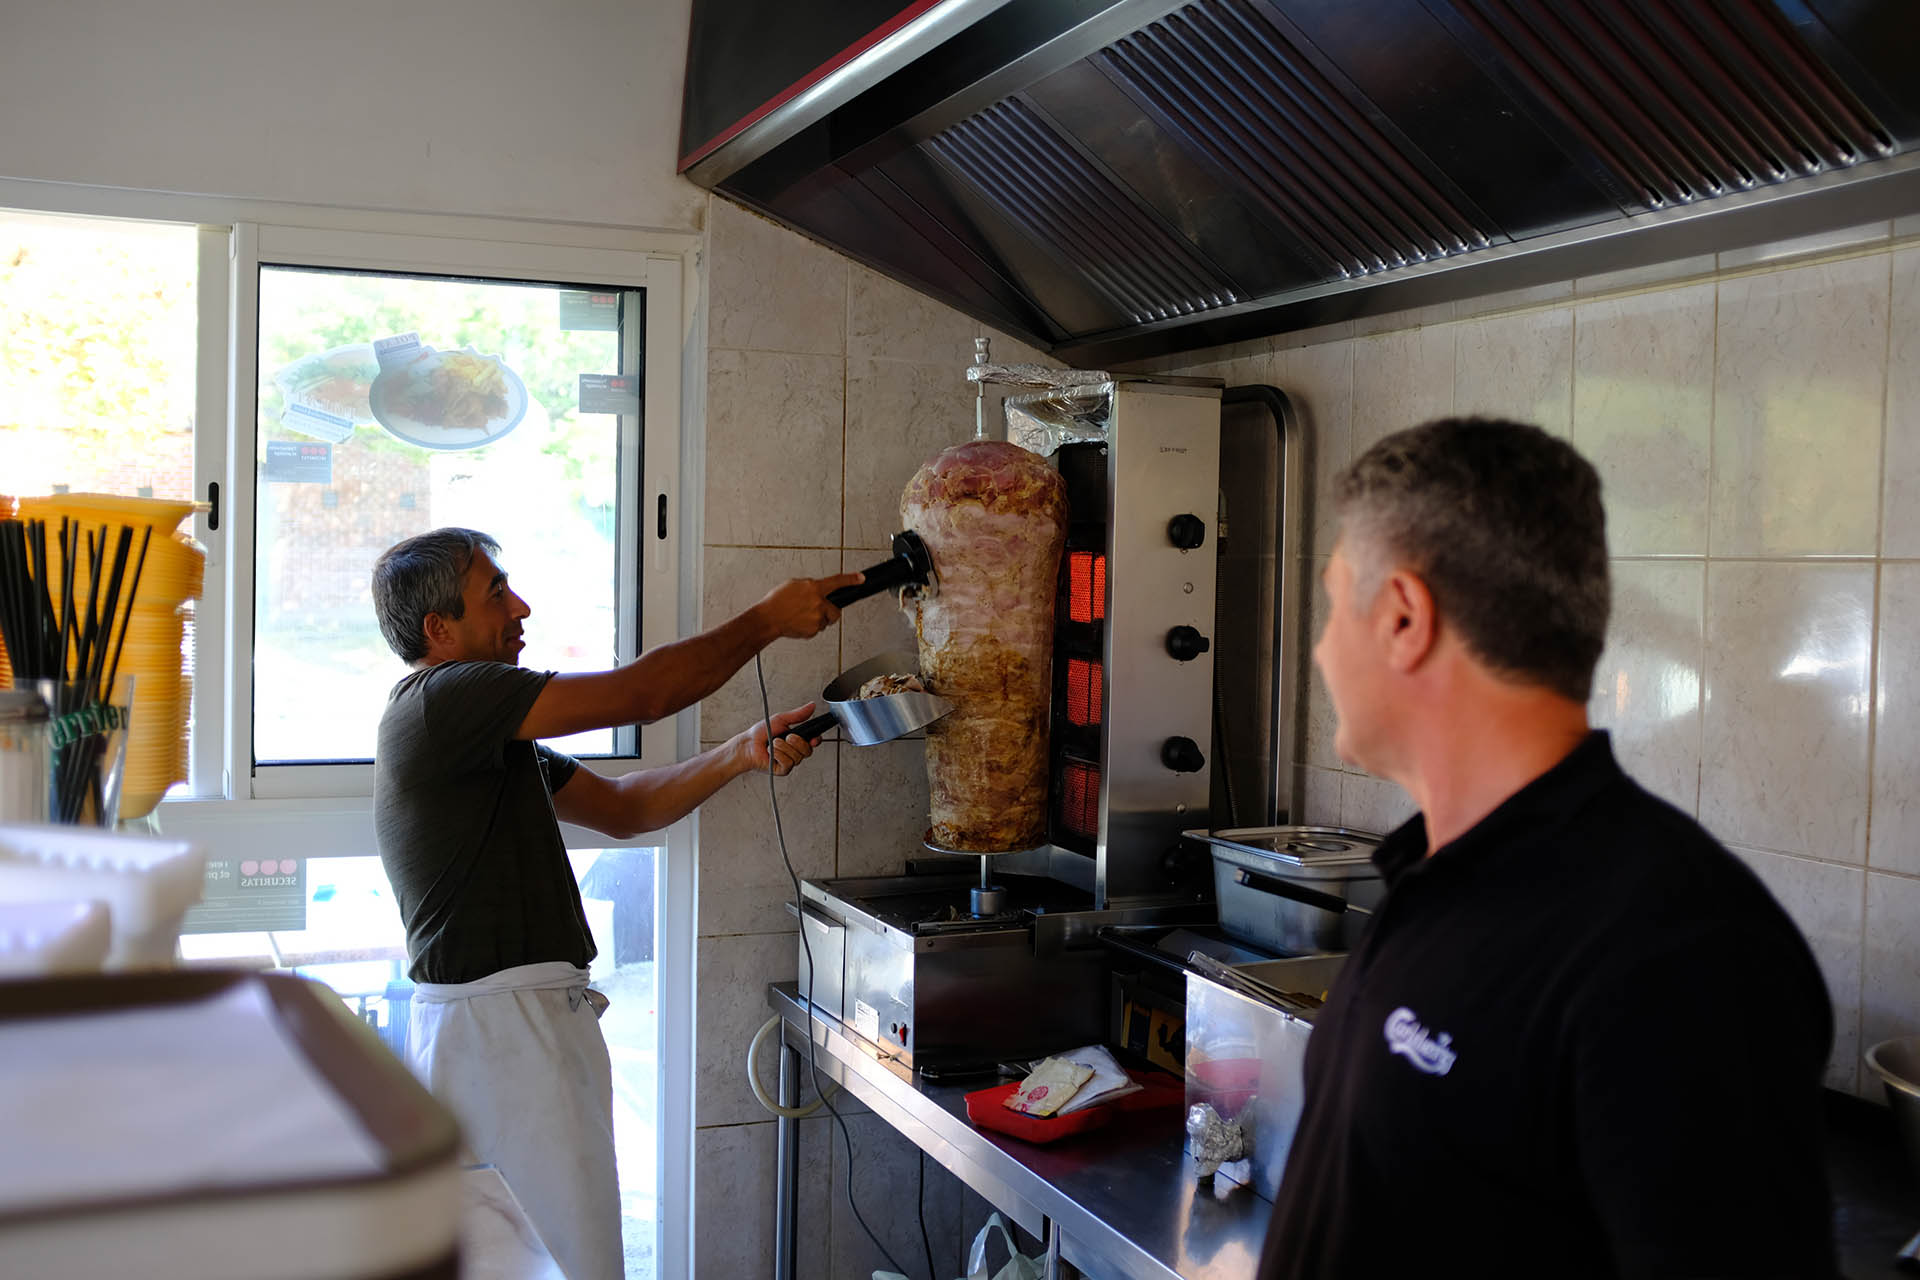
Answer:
(828, 531, 936, 608)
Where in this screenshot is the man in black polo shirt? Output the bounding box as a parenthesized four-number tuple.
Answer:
(371, 527, 858, 1280)
(1258, 419, 1837, 1279)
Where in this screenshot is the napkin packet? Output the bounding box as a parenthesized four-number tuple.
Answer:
(1003, 1045, 1143, 1117)
(1003, 1058, 1092, 1116)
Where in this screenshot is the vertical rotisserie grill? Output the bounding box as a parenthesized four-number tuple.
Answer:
(798, 368, 1300, 1068)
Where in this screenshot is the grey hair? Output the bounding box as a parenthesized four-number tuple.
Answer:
(371, 527, 500, 663)
(1334, 418, 1610, 703)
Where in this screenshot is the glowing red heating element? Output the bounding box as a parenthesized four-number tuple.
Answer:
(1067, 551, 1106, 623)
(1059, 760, 1101, 837)
(1065, 657, 1102, 727)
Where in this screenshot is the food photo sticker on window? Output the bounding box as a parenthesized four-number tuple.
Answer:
(275, 343, 381, 443)
(369, 332, 529, 451)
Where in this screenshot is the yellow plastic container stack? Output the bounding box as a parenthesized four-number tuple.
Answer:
(0, 495, 13, 690)
(13, 495, 205, 822)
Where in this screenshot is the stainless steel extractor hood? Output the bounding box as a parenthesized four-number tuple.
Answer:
(679, 0, 1920, 364)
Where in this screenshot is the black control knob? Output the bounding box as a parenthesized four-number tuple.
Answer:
(1162, 736, 1206, 773)
(1167, 514, 1206, 550)
(1166, 625, 1211, 662)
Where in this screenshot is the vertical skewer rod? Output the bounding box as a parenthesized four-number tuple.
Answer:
(972, 336, 990, 441)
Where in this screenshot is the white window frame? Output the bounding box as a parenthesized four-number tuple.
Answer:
(234, 224, 683, 798)
(0, 177, 705, 1280)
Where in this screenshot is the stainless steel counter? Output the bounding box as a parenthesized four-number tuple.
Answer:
(767, 982, 1272, 1280)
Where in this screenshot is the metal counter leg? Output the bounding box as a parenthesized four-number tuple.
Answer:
(1043, 1216, 1082, 1279)
(774, 1035, 801, 1280)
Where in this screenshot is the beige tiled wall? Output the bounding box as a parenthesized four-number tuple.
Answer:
(1163, 224, 1920, 1099)
(690, 196, 1043, 1278)
(687, 201, 1920, 1274)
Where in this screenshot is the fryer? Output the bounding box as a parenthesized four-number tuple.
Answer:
(797, 357, 1306, 1068)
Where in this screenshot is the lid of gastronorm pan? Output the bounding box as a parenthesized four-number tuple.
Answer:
(1184, 825, 1383, 868)
(0, 969, 460, 1225)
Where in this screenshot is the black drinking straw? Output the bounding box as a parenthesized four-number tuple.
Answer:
(88, 525, 133, 693)
(11, 522, 39, 675)
(72, 529, 102, 690)
(11, 519, 52, 677)
(71, 526, 121, 821)
(0, 523, 24, 673)
(9, 521, 36, 675)
(37, 523, 60, 674)
(27, 521, 49, 670)
(102, 526, 151, 706)
(85, 525, 147, 823)
(58, 517, 77, 685)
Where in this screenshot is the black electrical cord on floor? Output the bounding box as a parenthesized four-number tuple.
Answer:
(757, 653, 914, 1280)
(918, 1147, 937, 1280)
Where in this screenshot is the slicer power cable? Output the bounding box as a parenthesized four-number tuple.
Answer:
(756, 653, 915, 1279)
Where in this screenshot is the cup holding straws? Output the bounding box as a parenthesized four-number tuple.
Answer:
(0, 514, 152, 826)
(27, 675, 134, 826)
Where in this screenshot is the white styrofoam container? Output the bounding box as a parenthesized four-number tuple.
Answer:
(0, 825, 205, 969)
(0, 899, 112, 975)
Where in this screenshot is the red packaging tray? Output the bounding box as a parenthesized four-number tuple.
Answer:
(964, 1068, 1185, 1145)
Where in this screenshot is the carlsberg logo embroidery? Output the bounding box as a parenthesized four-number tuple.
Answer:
(1383, 1006, 1458, 1076)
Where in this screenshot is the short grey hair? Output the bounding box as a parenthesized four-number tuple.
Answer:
(1335, 418, 1610, 703)
(371, 527, 500, 663)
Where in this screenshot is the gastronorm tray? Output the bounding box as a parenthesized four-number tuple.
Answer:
(1183, 825, 1382, 871)
(1185, 826, 1384, 955)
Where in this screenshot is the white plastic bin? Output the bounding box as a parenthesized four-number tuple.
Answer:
(0, 824, 205, 969)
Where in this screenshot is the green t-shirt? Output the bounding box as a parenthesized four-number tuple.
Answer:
(373, 660, 595, 984)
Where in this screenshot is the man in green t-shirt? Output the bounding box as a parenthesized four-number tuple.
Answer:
(370, 526, 856, 1280)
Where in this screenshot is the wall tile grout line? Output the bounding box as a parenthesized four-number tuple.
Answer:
(1700, 273, 1721, 824)
(1855, 250, 1899, 1074)
(709, 344, 847, 360)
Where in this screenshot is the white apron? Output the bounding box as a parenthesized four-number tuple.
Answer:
(408, 961, 621, 1280)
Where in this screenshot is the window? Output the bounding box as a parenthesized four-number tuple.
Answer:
(0, 210, 210, 804)
(230, 225, 683, 799)
(0, 211, 199, 501)
(252, 266, 643, 764)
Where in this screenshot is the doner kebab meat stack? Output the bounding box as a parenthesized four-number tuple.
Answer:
(901, 441, 1069, 851)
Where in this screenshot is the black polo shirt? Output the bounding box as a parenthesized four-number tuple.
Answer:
(1258, 732, 1837, 1280)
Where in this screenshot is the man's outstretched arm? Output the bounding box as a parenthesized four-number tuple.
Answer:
(516, 572, 860, 741)
(550, 703, 821, 840)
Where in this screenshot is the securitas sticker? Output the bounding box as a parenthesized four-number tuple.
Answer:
(1383, 1006, 1458, 1077)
